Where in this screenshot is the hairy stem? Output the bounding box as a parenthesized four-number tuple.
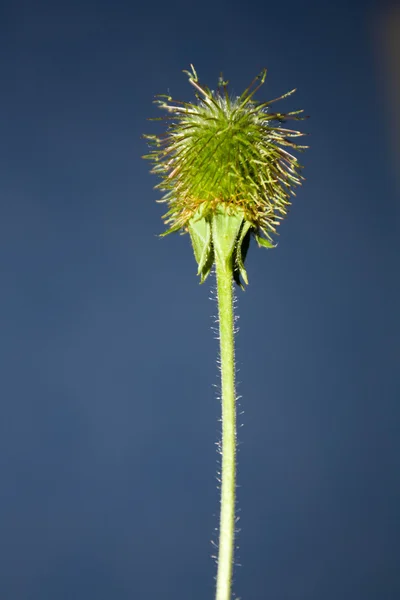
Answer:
(215, 256, 236, 600)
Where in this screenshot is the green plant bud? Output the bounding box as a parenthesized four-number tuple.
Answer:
(143, 65, 307, 286)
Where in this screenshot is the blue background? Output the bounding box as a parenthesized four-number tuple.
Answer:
(0, 0, 399, 598)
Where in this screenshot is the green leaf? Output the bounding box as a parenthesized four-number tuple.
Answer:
(212, 205, 245, 269)
(254, 234, 276, 249)
(199, 246, 215, 283)
(188, 205, 214, 283)
(234, 220, 252, 288)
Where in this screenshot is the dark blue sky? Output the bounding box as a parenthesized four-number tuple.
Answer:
(0, 1, 399, 599)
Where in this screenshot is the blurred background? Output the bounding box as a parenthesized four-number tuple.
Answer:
(0, 0, 399, 598)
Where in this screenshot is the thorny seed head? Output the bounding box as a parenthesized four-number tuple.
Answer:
(143, 65, 308, 242)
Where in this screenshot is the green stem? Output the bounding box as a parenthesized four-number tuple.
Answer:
(215, 256, 236, 600)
